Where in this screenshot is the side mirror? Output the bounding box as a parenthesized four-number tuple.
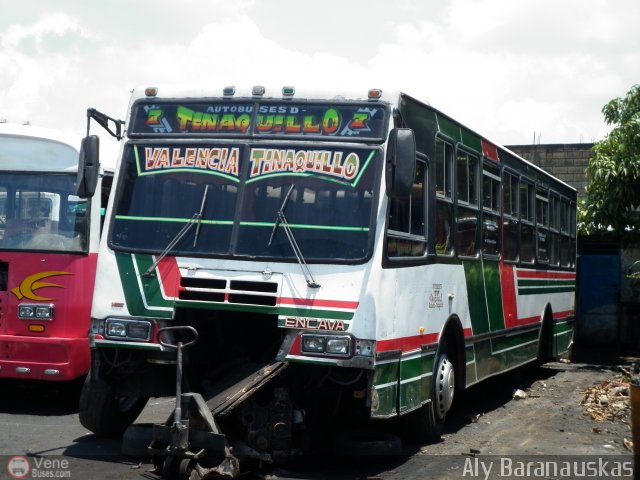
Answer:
(385, 128, 416, 198)
(77, 135, 100, 198)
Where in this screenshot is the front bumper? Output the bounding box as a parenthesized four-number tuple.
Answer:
(0, 335, 90, 381)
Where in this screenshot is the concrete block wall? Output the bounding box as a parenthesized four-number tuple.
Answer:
(506, 143, 594, 200)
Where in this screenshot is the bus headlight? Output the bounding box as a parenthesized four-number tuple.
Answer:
(301, 334, 352, 357)
(18, 305, 35, 318)
(35, 305, 53, 319)
(105, 318, 151, 341)
(326, 337, 351, 355)
(18, 304, 53, 320)
(301, 335, 325, 353)
(107, 322, 127, 337)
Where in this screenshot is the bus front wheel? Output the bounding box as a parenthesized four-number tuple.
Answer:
(405, 349, 455, 442)
(78, 374, 148, 438)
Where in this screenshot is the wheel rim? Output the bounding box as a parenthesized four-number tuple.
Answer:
(434, 354, 455, 419)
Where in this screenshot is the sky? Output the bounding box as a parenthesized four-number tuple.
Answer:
(1, 0, 638, 166)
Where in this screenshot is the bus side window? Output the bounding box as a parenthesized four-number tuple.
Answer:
(502, 171, 519, 262)
(436, 202, 452, 254)
(387, 159, 427, 258)
(435, 140, 454, 256)
(520, 180, 535, 263)
(456, 206, 477, 256)
(455, 150, 479, 258)
(559, 198, 574, 267)
(481, 165, 501, 257)
(536, 190, 549, 263)
(100, 173, 114, 232)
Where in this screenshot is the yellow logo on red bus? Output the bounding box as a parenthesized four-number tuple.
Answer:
(11, 271, 72, 301)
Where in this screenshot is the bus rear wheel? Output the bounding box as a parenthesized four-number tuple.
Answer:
(78, 374, 148, 438)
(537, 310, 554, 365)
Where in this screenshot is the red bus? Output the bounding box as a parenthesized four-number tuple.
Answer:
(0, 122, 112, 381)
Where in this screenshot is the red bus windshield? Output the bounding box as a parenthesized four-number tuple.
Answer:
(0, 173, 89, 253)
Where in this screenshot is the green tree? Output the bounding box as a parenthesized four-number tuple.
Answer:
(579, 84, 640, 243)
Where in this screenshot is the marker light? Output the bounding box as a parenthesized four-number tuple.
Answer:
(223, 86, 236, 96)
(252, 85, 266, 97)
(368, 88, 382, 99)
(282, 86, 295, 97)
(354, 339, 375, 357)
(28, 324, 45, 333)
(145, 86, 159, 97)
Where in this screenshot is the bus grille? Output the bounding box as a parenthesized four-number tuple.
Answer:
(178, 277, 278, 306)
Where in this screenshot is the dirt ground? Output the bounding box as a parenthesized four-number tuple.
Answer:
(424, 359, 634, 456)
(258, 357, 637, 480)
(0, 355, 636, 480)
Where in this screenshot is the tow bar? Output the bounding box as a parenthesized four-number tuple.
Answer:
(149, 326, 239, 480)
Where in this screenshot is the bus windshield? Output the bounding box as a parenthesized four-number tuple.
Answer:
(110, 142, 380, 262)
(0, 174, 88, 252)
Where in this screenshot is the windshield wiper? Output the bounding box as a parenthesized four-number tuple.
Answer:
(193, 185, 210, 247)
(268, 184, 320, 289)
(268, 184, 294, 247)
(143, 186, 209, 277)
(142, 213, 199, 277)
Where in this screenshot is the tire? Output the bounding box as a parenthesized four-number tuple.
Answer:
(537, 312, 554, 365)
(178, 458, 196, 480)
(78, 374, 149, 438)
(121, 423, 154, 458)
(162, 456, 180, 480)
(404, 349, 455, 443)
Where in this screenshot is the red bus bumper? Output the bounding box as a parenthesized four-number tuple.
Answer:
(0, 335, 90, 381)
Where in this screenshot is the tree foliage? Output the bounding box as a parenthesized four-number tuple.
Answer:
(579, 84, 640, 243)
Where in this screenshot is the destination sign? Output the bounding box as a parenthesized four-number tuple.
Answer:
(134, 143, 377, 186)
(129, 101, 388, 140)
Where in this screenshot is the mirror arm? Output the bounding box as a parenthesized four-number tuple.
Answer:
(86, 108, 124, 140)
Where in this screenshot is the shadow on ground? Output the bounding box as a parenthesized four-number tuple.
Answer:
(0, 376, 84, 415)
(2, 356, 634, 479)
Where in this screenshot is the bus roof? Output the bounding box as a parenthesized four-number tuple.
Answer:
(0, 122, 81, 149)
(401, 93, 578, 196)
(128, 85, 404, 105)
(0, 122, 81, 173)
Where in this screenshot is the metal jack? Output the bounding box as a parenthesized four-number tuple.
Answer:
(160, 326, 198, 453)
(150, 326, 239, 480)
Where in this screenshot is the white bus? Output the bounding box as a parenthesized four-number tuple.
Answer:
(78, 86, 575, 472)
